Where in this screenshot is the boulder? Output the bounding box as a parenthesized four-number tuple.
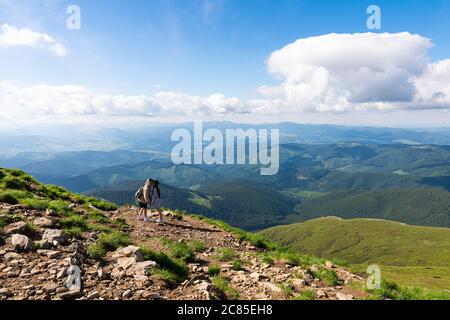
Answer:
(317, 289, 328, 298)
(291, 278, 306, 291)
(4, 222, 27, 235)
(45, 209, 58, 217)
(112, 245, 144, 262)
(42, 229, 67, 245)
(127, 260, 158, 276)
(33, 217, 54, 228)
(34, 239, 52, 249)
(11, 234, 33, 252)
(43, 282, 59, 293)
(117, 257, 137, 270)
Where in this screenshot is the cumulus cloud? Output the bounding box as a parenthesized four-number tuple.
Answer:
(0, 23, 67, 56)
(0, 83, 247, 119)
(1, 32, 450, 119)
(259, 32, 439, 113)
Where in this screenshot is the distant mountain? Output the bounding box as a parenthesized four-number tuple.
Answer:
(290, 188, 450, 228)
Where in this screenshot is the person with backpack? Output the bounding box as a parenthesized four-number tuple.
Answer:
(135, 179, 152, 221)
(147, 179, 164, 225)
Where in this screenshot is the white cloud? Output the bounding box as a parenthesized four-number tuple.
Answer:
(0, 83, 247, 119)
(0, 23, 67, 56)
(259, 32, 438, 113)
(1, 32, 450, 120)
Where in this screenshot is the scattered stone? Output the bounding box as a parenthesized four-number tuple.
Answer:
(317, 289, 327, 298)
(42, 229, 67, 245)
(122, 289, 132, 298)
(45, 209, 58, 217)
(336, 292, 354, 300)
(263, 282, 282, 293)
(112, 245, 144, 262)
(57, 290, 82, 300)
(43, 282, 59, 293)
(4, 222, 27, 235)
(34, 239, 52, 250)
(0, 288, 13, 297)
(117, 257, 137, 270)
(11, 234, 34, 252)
(325, 261, 335, 269)
(33, 217, 54, 228)
(128, 260, 158, 276)
(87, 291, 100, 299)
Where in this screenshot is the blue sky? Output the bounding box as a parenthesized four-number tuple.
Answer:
(1, 0, 450, 126)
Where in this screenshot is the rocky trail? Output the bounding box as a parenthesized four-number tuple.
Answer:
(0, 201, 368, 300)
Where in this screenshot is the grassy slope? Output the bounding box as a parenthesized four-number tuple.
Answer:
(261, 217, 450, 290)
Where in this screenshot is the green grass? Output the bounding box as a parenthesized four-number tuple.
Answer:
(293, 289, 316, 300)
(189, 239, 206, 253)
(207, 264, 221, 276)
(87, 231, 131, 260)
(87, 211, 110, 223)
(160, 238, 195, 263)
(216, 247, 237, 262)
(262, 217, 450, 294)
(212, 276, 239, 299)
(368, 280, 450, 300)
(140, 245, 188, 282)
(310, 267, 339, 286)
(21, 198, 50, 210)
(232, 259, 243, 271)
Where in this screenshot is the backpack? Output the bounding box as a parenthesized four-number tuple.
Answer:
(135, 186, 151, 204)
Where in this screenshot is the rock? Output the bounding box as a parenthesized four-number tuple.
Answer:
(65, 265, 82, 291)
(112, 245, 144, 262)
(263, 282, 282, 293)
(336, 292, 354, 300)
(309, 264, 320, 273)
(117, 257, 137, 270)
(45, 209, 58, 217)
(34, 239, 52, 249)
(87, 291, 100, 299)
(128, 260, 158, 276)
(0, 236, 5, 246)
(122, 289, 132, 298)
(249, 272, 261, 281)
(197, 281, 211, 292)
(43, 282, 59, 293)
(57, 290, 82, 300)
(317, 289, 328, 298)
(33, 217, 54, 228)
(0, 288, 13, 297)
(325, 261, 335, 269)
(42, 229, 67, 245)
(70, 252, 85, 266)
(4, 252, 21, 260)
(291, 278, 306, 291)
(4, 222, 27, 235)
(11, 234, 34, 251)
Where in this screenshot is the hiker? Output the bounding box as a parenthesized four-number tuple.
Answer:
(135, 179, 152, 221)
(147, 179, 164, 225)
